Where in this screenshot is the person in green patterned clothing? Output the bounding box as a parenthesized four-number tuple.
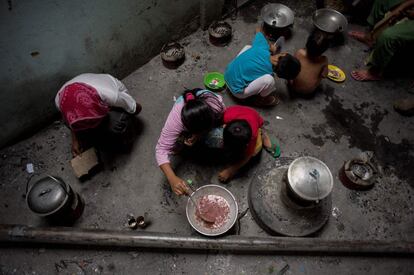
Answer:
(349, 0, 414, 81)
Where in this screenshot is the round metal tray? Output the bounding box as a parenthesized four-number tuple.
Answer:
(249, 164, 331, 237)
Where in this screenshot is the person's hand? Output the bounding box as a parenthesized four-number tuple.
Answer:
(270, 53, 286, 66)
(169, 175, 190, 196)
(255, 26, 263, 33)
(269, 43, 278, 55)
(388, 7, 404, 24)
(184, 134, 199, 146)
(218, 168, 236, 183)
(133, 101, 142, 115)
(403, 7, 414, 19)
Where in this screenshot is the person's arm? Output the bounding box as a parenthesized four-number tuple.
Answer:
(160, 163, 189, 195)
(155, 102, 188, 195)
(320, 57, 329, 78)
(218, 153, 252, 182)
(102, 75, 138, 114)
(71, 130, 82, 156)
(389, 0, 414, 21)
(252, 32, 270, 50)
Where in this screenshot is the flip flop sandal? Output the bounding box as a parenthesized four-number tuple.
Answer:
(328, 65, 346, 83)
(264, 137, 281, 158)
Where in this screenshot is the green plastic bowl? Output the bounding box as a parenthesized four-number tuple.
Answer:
(204, 72, 226, 91)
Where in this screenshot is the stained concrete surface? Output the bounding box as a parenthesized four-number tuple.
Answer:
(0, 0, 202, 148)
(0, 0, 413, 274)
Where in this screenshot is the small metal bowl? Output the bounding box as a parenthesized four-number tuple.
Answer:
(186, 185, 238, 237)
(260, 3, 294, 28)
(339, 159, 376, 190)
(208, 21, 232, 46)
(160, 42, 185, 69)
(313, 8, 348, 33)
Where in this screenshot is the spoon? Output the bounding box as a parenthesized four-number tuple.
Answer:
(185, 183, 216, 223)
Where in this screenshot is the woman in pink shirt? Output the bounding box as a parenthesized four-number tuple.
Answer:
(155, 88, 225, 195)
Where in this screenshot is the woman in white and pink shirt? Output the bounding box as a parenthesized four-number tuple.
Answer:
(155, 88, 225, 195)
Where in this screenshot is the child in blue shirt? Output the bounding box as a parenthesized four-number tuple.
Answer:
(224, 28, 301, 106)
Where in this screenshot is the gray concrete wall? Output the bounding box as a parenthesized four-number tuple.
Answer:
(0, 0, 204, 148)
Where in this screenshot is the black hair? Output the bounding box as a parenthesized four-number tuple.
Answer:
(306, 32, 329, 58)
(181, 88, 223, 134)
(223, 120, 252, 155)
(274, 54, 301, 80)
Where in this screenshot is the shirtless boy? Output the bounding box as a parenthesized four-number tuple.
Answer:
(289, 32, 329, 95)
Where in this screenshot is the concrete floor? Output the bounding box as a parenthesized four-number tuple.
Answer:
(0, 0, 413, 274)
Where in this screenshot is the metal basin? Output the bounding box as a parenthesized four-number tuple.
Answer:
(186, 185, 238, 237)
(287, 157, 333, 202)
(261, 3, 294, 28)
(313, 8, 348, 33)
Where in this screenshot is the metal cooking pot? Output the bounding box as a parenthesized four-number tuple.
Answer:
(186, 185, 238, 237)
(287, 157, 333, 202)
(313, 8, 348, 33)
(260, 3, 294, 28)
(208, 21, 232, 46)
(26, 175, 84, 224)
(160, 42, 185, 69)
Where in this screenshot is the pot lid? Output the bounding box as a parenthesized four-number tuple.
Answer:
(26, 176, 69, 215)
(260, 3, 294, 28)
(287, 157, 333, 201)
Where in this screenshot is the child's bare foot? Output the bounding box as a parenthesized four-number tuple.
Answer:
(348, 30, 374, 47)
(218, 168, 236, 183)
(351, 69, 381, 81)
(262, 132, 272, 149)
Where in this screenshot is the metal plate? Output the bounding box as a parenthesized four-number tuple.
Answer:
(249, 164, 331, 237)
(186, 185, 238, 236)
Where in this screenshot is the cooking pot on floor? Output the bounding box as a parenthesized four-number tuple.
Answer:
(26, 175, 84, 225)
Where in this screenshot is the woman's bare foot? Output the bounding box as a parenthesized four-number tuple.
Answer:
(351, 69, 382, 81)
(348, 30, 374, 47)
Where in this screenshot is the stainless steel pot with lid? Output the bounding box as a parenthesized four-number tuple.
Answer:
(26, 175, 71, 216)
(287, 157, 333, 202)
(26, 175, 84, 224)
(260, 3, 294, 28)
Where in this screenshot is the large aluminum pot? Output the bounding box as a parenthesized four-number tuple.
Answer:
(287, 157, 333, 202)
(313, 8, 348, 33)
(260, 3, 294, 28)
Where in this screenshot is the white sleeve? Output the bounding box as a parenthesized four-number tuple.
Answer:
(107, 76, 137, 114)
